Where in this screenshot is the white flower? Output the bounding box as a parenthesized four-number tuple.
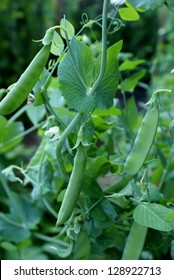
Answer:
(110, 0, 126, 5)
(45, 126, 59, 138)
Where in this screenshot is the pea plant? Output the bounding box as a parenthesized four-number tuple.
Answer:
(0, 0, 174, 260)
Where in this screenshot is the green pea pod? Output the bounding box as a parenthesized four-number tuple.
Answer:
(123, 106, 159, 176)
(0, 44, 51, 115)
(57, 143, 87, 225)
(122, 221, 148, 260)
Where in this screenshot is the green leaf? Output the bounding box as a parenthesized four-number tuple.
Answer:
(133, 203, 174, 232)
(0, 116, 24, 153)
(91, 199, 117, 229)
(123, 96, 139, 130)
(51, 31, 64, 56)
(59, 38, 122, 113)
(47, 77, 64, 108)
(119, 6, 140, 21)
(20, 246, 48, 260)
(128, 0, 164, 10)
(73, 231, 91, 259)
(26, 104, 45, 125)
(60, 18, 75, 40)
(27, 137, 48, 170)
(82, 174, 104, 198)
(95, 40, 123, 110)
(0, 214, 30, 243)
(2, 166, 23, 184)
(166, 0, 174, 12)
(42, 28, 54, 45)
(93, 107, 121, 117)
(59, 37, 96, 113)
(119, 59, 145, 71)
(39, 161, 54, 196)
(121, 69, 146, 92)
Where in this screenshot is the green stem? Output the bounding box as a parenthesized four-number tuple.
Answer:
(8, 104, 28, 123)
(56, 112, 83, 180)
(42, 197, 58, 218)
(89, 0, 109, 95)
(33, 232, 68, 247)
(122, 221, 148, 260)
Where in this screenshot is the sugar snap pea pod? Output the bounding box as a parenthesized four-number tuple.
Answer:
(123, 106, 159, 176)
(0, 44, 51, 115)
(57, 143, 87, 225)
(122, 220, 148, 260)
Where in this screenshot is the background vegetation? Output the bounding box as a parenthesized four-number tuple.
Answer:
(0, 0, 174, 260)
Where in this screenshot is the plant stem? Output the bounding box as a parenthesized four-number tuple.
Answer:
(56, 112, 83, 180)
(89, 0, 109, 95)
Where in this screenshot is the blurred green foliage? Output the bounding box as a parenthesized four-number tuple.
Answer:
(0, 0, 56, 87)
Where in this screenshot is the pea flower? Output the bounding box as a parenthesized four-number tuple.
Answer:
(45, 126, 59, 139)
(110, 0, 126, 5)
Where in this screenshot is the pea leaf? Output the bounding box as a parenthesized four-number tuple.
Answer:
(0, 116, 24, 153)
(119, 6, 140, 21)
(0, 215, 30, 243)
(51, 31, 64, 56)
(166, 0, 174, 12)
(42, 28, 54, 45)
(94, 40, 123, 110)
(128, 0, 164, 10)
(58, 36, 96, 113)
(119, 59, 145, 71)
(121, 69, 146, 92)
(58, 37, 122, 113)
(60, 18, 75, 40)
(26, 104, 45, 125)
(133, 203, 174, 232)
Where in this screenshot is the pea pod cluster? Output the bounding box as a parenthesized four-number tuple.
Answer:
(123, 105, 159, 176)
(57, 143, 87, 225)
(0, 44, 51, 115)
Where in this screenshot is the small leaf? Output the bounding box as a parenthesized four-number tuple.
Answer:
(60, 18, 75, 40)
(27, 137, 48, 170)
(121, 70, 146, 92)
(119, 6, 140, 21)
(93, 107, 121, 117)
(1, 166, 23, 184)
(119, 59, 145, 71)
(42, 28, 54, 45)
(51, 31, 64, 56)
(26, 104, 45, 125)
(0, 116, 24, 153)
